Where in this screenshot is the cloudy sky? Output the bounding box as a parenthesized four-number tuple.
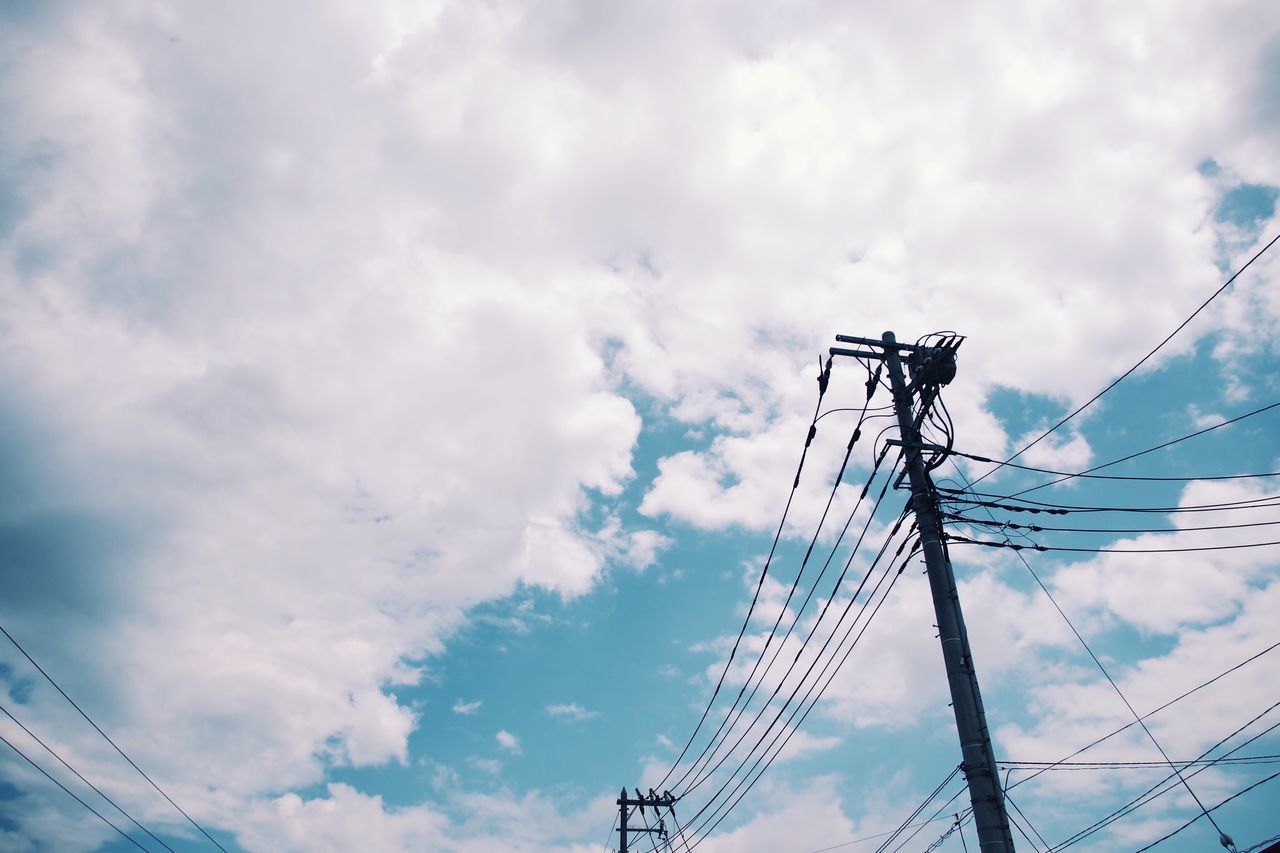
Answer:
(1, 1, 1279, 851)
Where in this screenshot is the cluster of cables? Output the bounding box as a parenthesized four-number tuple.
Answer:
(0, 625, 227, 852)
(796, 232, 1280, 853)
(625, 352, 939, 852)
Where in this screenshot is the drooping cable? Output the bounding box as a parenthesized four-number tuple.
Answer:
(0, 624, 229, 851)
(945, 516, 1280, 536)
(655, 362, 834, 791)
(1005, 640, 1279, 792)
(949, 449, 1280, 483)
(674, 443, 898, 795)
(670, 396, 880, 793)
(947, 533, 1280, 555)
(886, 784, 968, 853)
(0, 701, 175, 852)
(1132, 770, 1280, 853)
(679, 496, 911, 801)
(0, 731, 149, 851)
(939, 488, 1280, 515)
(680, 538, 919, 849)
(949, 466, 1233, 847)
(869, 765, 962, 853)
(1049, 698, 1280, 851)
(967, 230, 1280, 489)
(1004, 788, 1049, 851)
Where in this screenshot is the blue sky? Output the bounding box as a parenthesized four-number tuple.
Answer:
(1, 2, 1280, 851)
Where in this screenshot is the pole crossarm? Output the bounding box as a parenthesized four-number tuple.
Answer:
(617, 788, 679, 852)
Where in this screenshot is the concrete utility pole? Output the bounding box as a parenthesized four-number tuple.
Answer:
(617, 788, 676, 853)
(831, 331, 1014, 853)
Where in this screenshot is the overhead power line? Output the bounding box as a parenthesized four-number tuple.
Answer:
(0, 624, 228, 852)
(0, 731, 148, 852)
(670, 403, 882, 795)
(0, 701, 174, 852)
(945, 516, 1280, 536)
(1133, 770, 1280, 853)
(969, 230, 1280, 488)
(947, 532, 1280, 555)
(1005, 640, 1280, 792)
(1049, 698, 1280, 851)
(949, 449, 1280, 483)
(948, 467, 1231, 848)
(655, 362, 834, 793)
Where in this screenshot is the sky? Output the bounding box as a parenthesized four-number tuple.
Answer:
(1, 1, 1279, 851)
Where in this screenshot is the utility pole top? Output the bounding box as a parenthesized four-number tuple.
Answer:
(834, 329, 1013, 852)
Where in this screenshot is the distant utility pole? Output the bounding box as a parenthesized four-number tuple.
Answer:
(831, 331, 1015, 853)
(616, 788, 677, 853)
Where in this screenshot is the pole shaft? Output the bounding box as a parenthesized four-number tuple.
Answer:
(882, 331, 1014, 853)
(619, 790, 629, 853)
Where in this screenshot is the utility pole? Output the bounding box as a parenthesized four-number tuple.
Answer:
(831, 331, 1014, 853)
(617, 788, 677, 853)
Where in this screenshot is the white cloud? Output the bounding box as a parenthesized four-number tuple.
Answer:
(495, 730, 522, 754)
(0, 0, 1277, 849)
(546, 703, 600, 722)
(452, 700, 483, 716)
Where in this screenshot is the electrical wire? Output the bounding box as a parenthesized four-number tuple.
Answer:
(1004, 788, 1049, 851)
(1049, 699, 1280, 851)
(0, 730, 149, 852)
(944, 516, 1280, 536)
(869, 765, 961, 853)
(946, 532, 1280, 555)
(1006, 400, 1280, 499)
(655, 372, 832, 791)
(939, 488, 1280, 515)
(680, 540, 919, 849)
(949, 449, 1280, 483)
(804, 813, 961, 852)
(0, 701, 175, 852)
(967, 230, 1280, 489)
(0, 623, 228, 852)
(1000, 755, 1280, 770)
(675, 447, 901, 796)
(679, 505, 911, 799)
(1005, 640, 1280, 792)
(671, 408, 880, 794)
(947, 468, 1231, 848)
(1133, 770, 1280, 853)
(886, 784, 967, 853)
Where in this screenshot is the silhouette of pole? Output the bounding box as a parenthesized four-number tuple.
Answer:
(881, 330, 1014, 853)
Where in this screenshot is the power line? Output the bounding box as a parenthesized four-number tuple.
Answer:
(679, 513, 910, 803)
(655, 368, 833, 792)
(1133, 769, 1280, 853)
(940, 488, 1280, 515)
(967, 230, 1280, 489)
(870, 765, 961, 853)
(678, 538, 918, 849)
(675, 451, 904, 798)
(0, 730, 149, 852)
(1005, 399, 1280, 498)
(0, 624, 229, 852)
(947, 532, 1280, 555)
(0, 701, 175, 852)
(804, 813, 961, 852)
(671, 410, 882, 794)
(1049, 698, 1280, 851)
(948, 469, 1230, 848)
(949, 449, 1280, 483)
(886, 785, 968, 853)
(1000, 754, 1280, 770)
(1005, 640, 1280, 792)
(945, 516, 1280, 536)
